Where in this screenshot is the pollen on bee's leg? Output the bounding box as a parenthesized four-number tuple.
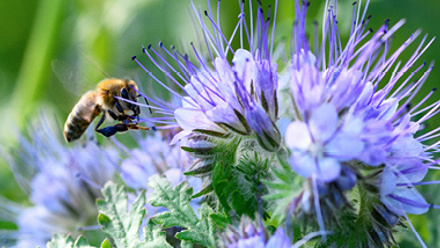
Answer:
(127, 124, 150, 131)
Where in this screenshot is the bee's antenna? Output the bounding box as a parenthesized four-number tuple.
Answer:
(79, 50, 111, 78)
(143, 96, 153, 115)
(131, 84, 153, 115)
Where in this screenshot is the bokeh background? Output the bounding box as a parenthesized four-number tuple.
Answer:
(1, 0, 440, 246)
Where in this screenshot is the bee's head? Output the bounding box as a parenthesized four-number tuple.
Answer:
(120, 81, 140, 116)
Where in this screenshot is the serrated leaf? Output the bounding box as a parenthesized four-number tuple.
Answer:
(97, 181, 146, 248)
(192, 184, 214, 198)
(46, 234, 95, 248)
(143, 220, 173, 248)
(74, 236, 93, 247)
(46, 234, 75, 248)
(148, 176, 198, 226)
(148, 175, 216, 247)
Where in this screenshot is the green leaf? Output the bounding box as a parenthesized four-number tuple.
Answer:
(46, 234, 74, 248)
(100, 239, 111, 248)
(180, 240, 194, 248)
(212, 151, 270, 218)
(210, 212, 232, 229)
(148, 175, 216, 247)
(143, 220, 174, 248)
(263, 152, 302, 222)
(97, 181, 171, 248)
(74, 236, 93, 247)
(97, 181, 145, 248)
(46, 234, 95, 248)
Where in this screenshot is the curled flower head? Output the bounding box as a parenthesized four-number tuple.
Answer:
(1, 114, 118, 247)
(133, 0, 281, 152)
(128, 0, 440, 247)
(272, 0, 440, 246)
(283, 0, 434, 184)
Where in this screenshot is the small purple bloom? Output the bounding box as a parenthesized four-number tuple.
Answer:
(219, 216, 291, 248)
(380, 159, 429, 216)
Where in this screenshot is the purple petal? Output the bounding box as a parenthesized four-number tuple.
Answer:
(391, 136, 423, 158)
(174, 108, 224, 133)
(326, 134, 364, 160)
(290, 152, 315, 179)
(266, 227, 291, 248)
(285, 121, 312, 150)
(379, 167, 397, 197)
(317, 157, 341, 182)
(309, 104, 338, 142)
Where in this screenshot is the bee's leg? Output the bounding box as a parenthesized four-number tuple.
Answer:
(126, 124, 150, 131)
(108, 109, 130, 122)
(95, 112, 106, 131)
(96, 123, 150, 138)
(107, 110, 118, 120)
(95, 112, 119, 137)
(115, 101, 124, 114)
(96, 124, 129, 137)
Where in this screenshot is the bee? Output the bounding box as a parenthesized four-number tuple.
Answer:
(63, 78, 150, 142)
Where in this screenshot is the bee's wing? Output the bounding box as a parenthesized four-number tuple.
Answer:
(51, 59, 88, 96)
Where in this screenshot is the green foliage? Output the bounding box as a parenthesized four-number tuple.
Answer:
(97, 182, 147, 248)
(263, 152, 302, 222)
(148, 175, 217, 247)
(97, 181, 171, 248)
(212, 151, 270, 218)
(46, 234, 95, 248)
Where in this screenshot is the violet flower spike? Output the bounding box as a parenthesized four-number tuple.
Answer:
(0, 114, 119, 247)
(134, 0, 281, 152)
(279, 0, 440, 245)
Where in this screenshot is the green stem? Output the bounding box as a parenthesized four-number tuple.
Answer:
(10, 0, 64, 127)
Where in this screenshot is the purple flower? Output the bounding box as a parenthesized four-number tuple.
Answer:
(218, 216, 291, 248)
(282, 0, 434, 184)
(118, 131, 191, 189)
(133, 0, 281, 151)
(286, 103, 364, 182)
(1, 114, 118, 247)
(274, 0, 440, 246)
(116, 131, 202, 215)
(380, 159, 429, 216)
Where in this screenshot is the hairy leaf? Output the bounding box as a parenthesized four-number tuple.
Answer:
(46, 234, 95, 248)
(97, 181, 171, 248)
(148, 175, 217, 247)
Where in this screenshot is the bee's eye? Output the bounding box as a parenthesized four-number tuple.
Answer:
(121, 88, 129, 99)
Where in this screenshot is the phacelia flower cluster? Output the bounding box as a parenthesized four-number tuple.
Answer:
(134, 0, 440, 246)
(1, 0, 440, 247)
(0, 115, 119, 247)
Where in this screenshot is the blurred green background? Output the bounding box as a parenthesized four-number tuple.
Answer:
(0, 0, 440, 246)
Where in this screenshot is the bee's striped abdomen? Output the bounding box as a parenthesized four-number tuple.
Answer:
(64, 91, 101, 142)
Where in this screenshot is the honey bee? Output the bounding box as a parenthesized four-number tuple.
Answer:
(63, 78, 150, 142)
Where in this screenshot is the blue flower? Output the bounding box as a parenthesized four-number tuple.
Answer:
(134, 1, 281, 151)
(1, 114, 118, 247)
(379, 159, 429, 216)
(219, 216, 291, 248)
(286, 103, 364, 182)
(276, 0, 440, 245)
(116, 131, 202, 215)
